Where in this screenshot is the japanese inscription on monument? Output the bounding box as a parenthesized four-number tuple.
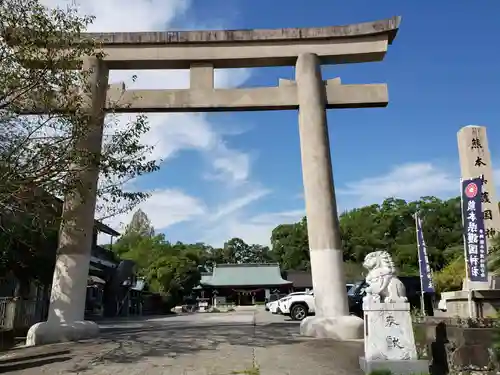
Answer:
(458, 126, 500, 247)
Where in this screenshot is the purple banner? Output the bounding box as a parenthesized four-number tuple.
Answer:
(415, 214, 435, 293)
(461, 177, 488, 282)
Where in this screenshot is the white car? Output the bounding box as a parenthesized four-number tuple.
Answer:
(280, 284, 354, 321)
(279, 291, 315, 321)
(266, 292, 307, 314)
(266, 300, 280, 314)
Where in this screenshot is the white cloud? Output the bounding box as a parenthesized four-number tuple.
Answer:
(41, 0, 267, 244)
(339, 161, 500, 208)
(42, 0, 252, 178)
(208, 189, 270, 223)
(99, 187, 303, 248)
(338, 162, 457, 206)
(42, 0, 190, 32)
(202, 208, 305, 247)
(107, 188, 206, 231)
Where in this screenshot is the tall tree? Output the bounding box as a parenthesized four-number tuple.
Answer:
(124, 209, 155, 237)
(271, 218, 310, 271)
(221, 237, 273, 264)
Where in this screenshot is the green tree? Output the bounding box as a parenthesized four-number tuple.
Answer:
(0, 0, 159, 279)
(271, 218, 310, 270)
(433, 256, 465, 293)
(270, 196, 466, 276)
(124, 209, 155, 238)
(488, 234, 500, 274)
(222, 237, 273, 264)
(109, 213, 207, 307)
(146, 254, 201, 309)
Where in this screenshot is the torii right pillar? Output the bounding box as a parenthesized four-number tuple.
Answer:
(296, 53, 364, 339)
(458, 125, 500, 290)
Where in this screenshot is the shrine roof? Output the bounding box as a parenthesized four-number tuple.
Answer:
(200, 272, 213, 284)
(201, 264, 291, 287)
(284, 271, 313, 289)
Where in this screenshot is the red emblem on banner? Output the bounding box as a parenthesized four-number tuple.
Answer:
(465, 182, 478, 198)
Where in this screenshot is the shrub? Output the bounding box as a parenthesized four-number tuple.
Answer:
(433, 256, 465, 294)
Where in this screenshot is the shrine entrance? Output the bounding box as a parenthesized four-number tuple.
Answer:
(236, 291, 254, 306)
(12, 16, 401, 345)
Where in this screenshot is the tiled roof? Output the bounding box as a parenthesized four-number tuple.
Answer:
(193, 272, 215, 289)
(201, 264, 291, 287)
(200, 272, 213, 284)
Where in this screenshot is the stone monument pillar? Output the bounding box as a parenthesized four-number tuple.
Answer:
(296, 53, 363, 340)
(458, 125, 500, 290)
(26, 56, 109, 345)
(458, 126, 500, 245)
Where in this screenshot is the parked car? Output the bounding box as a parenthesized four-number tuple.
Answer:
(265, 293, 285, 312)
(280, 280, 431, 321)
(267, 292, 307, 315)
(279, 290, 315, 320)
(347, 276, 434, 317)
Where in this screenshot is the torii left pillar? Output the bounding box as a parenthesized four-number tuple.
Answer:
(26, 56, 109, 345)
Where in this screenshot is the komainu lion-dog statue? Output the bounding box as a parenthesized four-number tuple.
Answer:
(362, 250, 407, 303)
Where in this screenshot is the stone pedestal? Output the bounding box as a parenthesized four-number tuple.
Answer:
(359, 300, 428, 375)
(437, 289, 500, 318)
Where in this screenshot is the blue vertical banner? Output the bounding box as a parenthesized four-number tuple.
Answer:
(415, 214, 435, 293)
(461, 177, 489, 282)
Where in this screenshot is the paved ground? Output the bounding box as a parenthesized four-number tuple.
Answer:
(0, 308, 364, 375)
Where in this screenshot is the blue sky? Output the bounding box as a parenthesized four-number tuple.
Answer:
(47, 0, 500, 246)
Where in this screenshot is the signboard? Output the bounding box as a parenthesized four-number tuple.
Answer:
(461, 177, 488, 282)
(415, 214, 435, 293)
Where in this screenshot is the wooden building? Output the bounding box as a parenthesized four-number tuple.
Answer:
(197, 264, 292, 305)
(283, 270, 313, 292)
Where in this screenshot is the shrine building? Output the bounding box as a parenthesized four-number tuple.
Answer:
(197, 263, 292, 305)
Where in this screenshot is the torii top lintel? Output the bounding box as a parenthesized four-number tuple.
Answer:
(81, 16, 401, 70)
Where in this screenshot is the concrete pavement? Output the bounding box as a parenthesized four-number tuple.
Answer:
(0, 307, 364, 375)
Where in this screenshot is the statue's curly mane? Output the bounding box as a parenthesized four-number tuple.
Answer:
(367, 250, 396, 274)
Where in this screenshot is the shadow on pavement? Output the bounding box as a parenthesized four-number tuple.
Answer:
(0, 321, 364, 374)
(0, 352, 73, 372)
(91, 322, 304, 365)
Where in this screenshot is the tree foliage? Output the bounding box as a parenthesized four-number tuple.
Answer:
(271, 196, 466, 282)
(109, 211, 278, 307)
(112, 195, 495, 299)
(222, 238, 273, 265)
(0, 0, 159, 277)
(433, 255, 465, 294)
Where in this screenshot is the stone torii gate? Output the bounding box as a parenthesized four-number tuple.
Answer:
(17, 16, 401, 345)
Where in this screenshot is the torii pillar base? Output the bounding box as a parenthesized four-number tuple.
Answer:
(26, 321, 99, 346)
(300, 315, 364, 340)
